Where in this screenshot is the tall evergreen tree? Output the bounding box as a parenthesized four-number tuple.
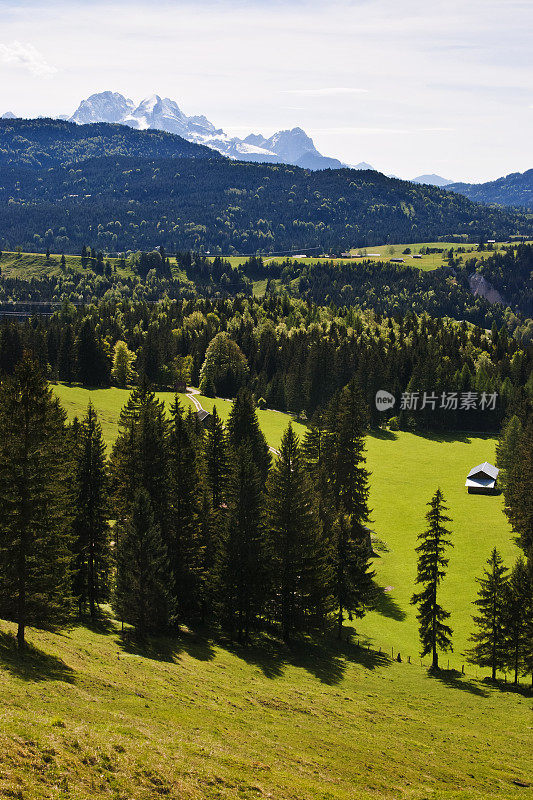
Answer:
(496, 414, 522, 493)
(266, 425, 330, 641)
(167, 397, 202, 617)
(0, 357, 74, 649)
(110, 382, 169, 538)
(72, 403, 110, 619)
(222, 442, 265, 641)
(114, 489, 174, 636)
(204, 406, 229, 509)
(467, 548, 508, 680)
(502, 556, 531, 684)
(325, 380, 375, 635)
(76, 317, 110, 386)
(227, 388, 271, 485)
(411, 488, 453, 670)
(504, 415, 533, 562)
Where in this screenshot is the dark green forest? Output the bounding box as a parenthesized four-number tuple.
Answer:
(1, 119, 531, 254)
(448, 169, 533, 210)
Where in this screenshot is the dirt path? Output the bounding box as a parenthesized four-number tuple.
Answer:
(185, 387, 279, 456)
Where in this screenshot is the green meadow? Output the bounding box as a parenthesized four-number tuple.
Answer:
(0, 612, 530, 800)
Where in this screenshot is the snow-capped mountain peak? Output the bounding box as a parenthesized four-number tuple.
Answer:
(67, 91, 372, 171)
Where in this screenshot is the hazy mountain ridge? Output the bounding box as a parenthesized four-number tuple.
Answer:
(447, 169, 533, 210)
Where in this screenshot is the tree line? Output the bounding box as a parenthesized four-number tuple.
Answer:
(0, 294, 530, 432)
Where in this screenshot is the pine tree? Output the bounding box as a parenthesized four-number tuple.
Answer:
(227, 388, 271, 485)
(167, 397, 201, 617)
(467, 548, 508, 680)
(110, 382, 169, 538)
(204, 406, 229, 509)
(75, 317, 110, 387)
(72, 403, 110, 620)
(496, 414, 522, 493)
(222, 441, 265, 641)
(114, 489, 174, 636)
(502, 556, 531, 684)
(0, 357, 74, 649)
(266, 424, 330, 641)
(411, 489, 453, 670)
(504, 415, 533, 562)
(325, 381, 375, 636)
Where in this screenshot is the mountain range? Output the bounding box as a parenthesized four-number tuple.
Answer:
(66, 91, 367, 171)
(1, 117, 530, 257)
(447, 170, 533, 210)
(3, 94, 455, 184)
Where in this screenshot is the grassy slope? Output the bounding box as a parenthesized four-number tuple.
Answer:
(50, 384, 307, 452)
(360, 431, 517, 669)
(0, 617, 531, 800)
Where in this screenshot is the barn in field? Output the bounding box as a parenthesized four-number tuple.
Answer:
(465, 462, 499, 494)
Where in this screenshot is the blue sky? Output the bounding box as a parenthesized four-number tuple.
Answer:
(0, 0, 531, 181)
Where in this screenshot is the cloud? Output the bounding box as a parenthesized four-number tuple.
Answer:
(0, 41, 57, 77)
(282, 87, 369, 96)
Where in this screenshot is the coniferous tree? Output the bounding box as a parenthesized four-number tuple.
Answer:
(0, 357, 74, 649)
(167, 397, 201, 617)
(114, 489, 173, 636)
(266, 424, 330, 640)
(325, 381, 375, 635)
(76, 317, 110, 386)
(496, 414, 522, 493)
(110, 382, 169, 538)
(227, 388, 271, 485)
(72, 403, 110, 619)
(504, 415, 533, 562)
(467, 548, 508, 680)
(222, 442, 265, 641)
(411, 488, 453, 670)
(502, 556, 532, 684)
(204, 406, 229, 509)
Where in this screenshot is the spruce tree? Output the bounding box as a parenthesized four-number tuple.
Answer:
(72, 403, 110, 619)
(222, 441, 265, 641)
(502, 556, 531, 684)
(114, 489, 173, 636)
(496, 414, 522, 493)
(266, 424, 330, 641)
(0, 357, 74, 649)
(325, 380, 375, 635)
(467, 548, 508, 680)
(227, 388, 271, 485)
(411, 489, 453, 670)
(204, 406, 229, 509)
(110, 382, 169, 538)
(167, 397, 201, 617)
(504, 415, 533, 562)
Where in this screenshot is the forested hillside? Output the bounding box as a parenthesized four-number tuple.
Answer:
(0, 118, 217, 168)
(449, 169, 533, 210)
(1, 120, 531, 254)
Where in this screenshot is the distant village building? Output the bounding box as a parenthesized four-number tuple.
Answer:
(465, 462, 499, 494)
(195, 409, 212, 427)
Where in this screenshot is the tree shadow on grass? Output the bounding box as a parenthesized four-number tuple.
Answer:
(368, 428, 398, 442)
(428, 667, 488, 697)
(225, 629, 390, 684)
(0, 631, 75, 683)
(373, 584, 406, 622)
(481, 677, 533, 698)
(117, 626, 216, 665)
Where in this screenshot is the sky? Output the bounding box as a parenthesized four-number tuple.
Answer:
(0, 0, 531, 182)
